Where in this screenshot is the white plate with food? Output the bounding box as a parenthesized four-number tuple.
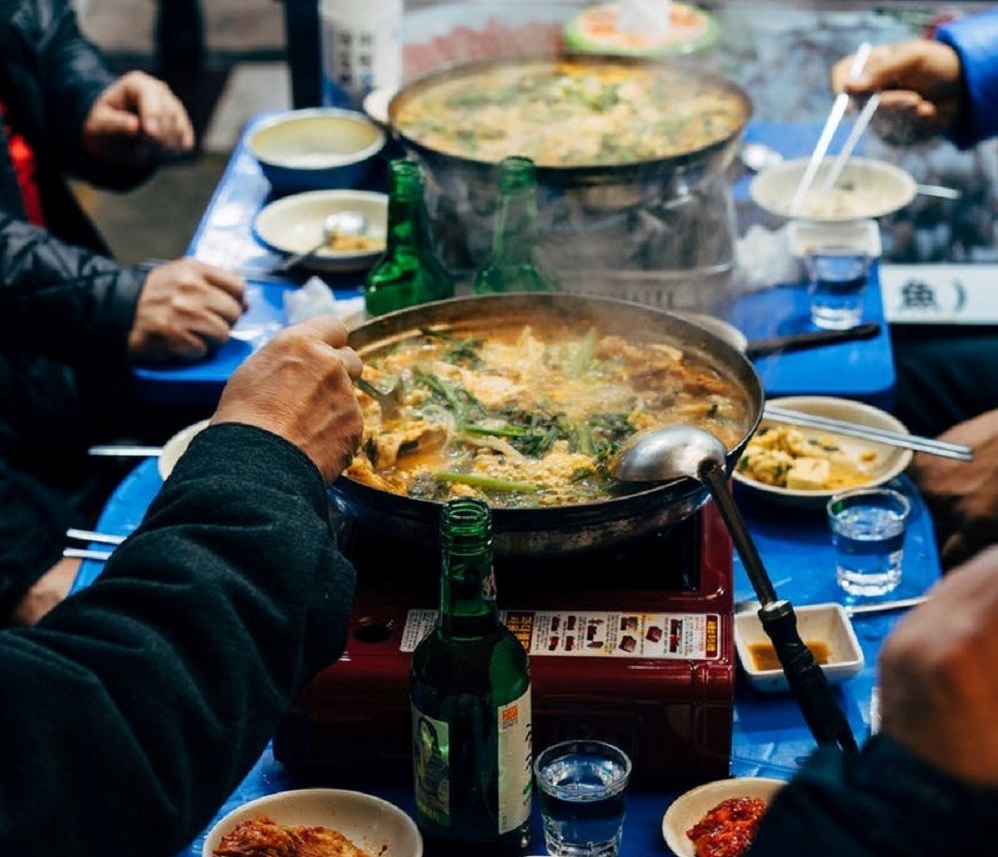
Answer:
(663, 776, 786, 857)
(734, 602, 865, 692)
(750, 156, 917, 222)
(732, 396, 913, 508)
(201, 788, 422, 857)
(253, 189, 388, 273)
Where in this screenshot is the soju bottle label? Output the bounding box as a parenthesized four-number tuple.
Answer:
(411, 689, 533, 833)
(497, 688, 533, 833)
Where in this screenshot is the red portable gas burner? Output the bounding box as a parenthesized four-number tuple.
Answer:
(275, 501, 735, 789)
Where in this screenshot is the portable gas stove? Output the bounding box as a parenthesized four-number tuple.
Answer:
(274, 502, 735, 788)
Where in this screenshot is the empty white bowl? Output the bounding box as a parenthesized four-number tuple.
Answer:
(201, 788, 422, 857)
(254, 189, 388, 273)
(662, 776, 786, 857)
(158, 419, 210, 481)
(734, 602, 865, 692)
(247, 108, 386, 194)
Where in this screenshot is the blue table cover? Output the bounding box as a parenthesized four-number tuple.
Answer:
(71, 461, 940, 857)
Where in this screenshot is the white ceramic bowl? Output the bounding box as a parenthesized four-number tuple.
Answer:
(733, 602, 865, 692)
(254, 189, 388, 273)
(158, 419, 210, 481)
(201, 788, 422, 857)
(750, 156, 917, 222)
(662, 777, 786, 857)
(247, 108, 386, 194)
(732, 395, 913, 508)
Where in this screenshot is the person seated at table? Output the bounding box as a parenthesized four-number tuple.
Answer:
(747, 543, 998, 856)
(906, 407, 998, 570)
(0, 314, 364, 857)
(830, 9, 998, 568)
(830, 8, 998, 440)
(0, 0, 248, 625)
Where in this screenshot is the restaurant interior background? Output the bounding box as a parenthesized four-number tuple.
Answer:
(73, 0, 998, 290)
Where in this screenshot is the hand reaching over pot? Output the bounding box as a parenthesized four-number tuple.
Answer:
(212, 315, 364, 485)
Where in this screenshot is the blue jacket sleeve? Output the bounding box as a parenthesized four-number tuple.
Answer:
(936, 9, 998, 148)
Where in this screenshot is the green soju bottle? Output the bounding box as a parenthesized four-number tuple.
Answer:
(364, 158, 454, 317)
(473, 155, 559, 294)
(410, 498, 532, 857)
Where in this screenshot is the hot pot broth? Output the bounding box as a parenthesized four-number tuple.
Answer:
(346, 318, 754, 508)
(392, 58, 749, 168)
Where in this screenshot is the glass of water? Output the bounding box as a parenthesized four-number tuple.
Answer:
(534, 739, 632, 857)
(804, 245, 871, 330)
(827, 486, 911, 597)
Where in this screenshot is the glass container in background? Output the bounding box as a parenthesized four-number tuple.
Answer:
(534, 739, 632, 857)
(473, 156, 560, 294)
(319, 0, 402, 109)
(364, 159, 454, 317)
(409, 498, 533, 857)
(804, 245, 871, 330)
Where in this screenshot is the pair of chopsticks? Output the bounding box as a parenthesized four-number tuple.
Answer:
(789, 42, 876, 215)
(63, 528, 125, 563)
(762, 405, 974, 461)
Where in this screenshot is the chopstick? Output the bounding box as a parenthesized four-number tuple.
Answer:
(846, 595, 928, 616)
(66, 528, 126, 546)
(63, 547, 113, 562)
(88, 445, 162, 457)
(817, 92, 882, 194)
(762, 405, 974, 461)
(789, 42, 873, 216)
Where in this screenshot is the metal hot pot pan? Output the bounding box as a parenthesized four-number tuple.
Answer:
(385, 54, 753, 272)
(333, 294, 764, 557)
(387, 52, 753, 193)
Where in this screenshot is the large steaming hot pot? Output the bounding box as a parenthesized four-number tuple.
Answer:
(332, 294, 764, 557)
(386, 53, 753, 274)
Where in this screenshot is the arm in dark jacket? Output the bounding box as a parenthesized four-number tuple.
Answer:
(748, 737, 998, 856)
(0, 423, 357, 857)
(0, 213, 143, 364)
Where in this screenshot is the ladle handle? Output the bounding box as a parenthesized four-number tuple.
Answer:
(759, 601, 859, 754)
(701, 463, 857, 754)
(701, 464, 777, 605)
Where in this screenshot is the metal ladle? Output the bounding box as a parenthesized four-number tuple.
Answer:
(612, 425, 858, 754)
(273, 210, 368, 273)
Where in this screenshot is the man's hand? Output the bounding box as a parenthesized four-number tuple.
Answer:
(83, 70, 195, 169)
(830, 41, 964, 146)
(127, 258, 248, 363)
(909, 408, 998, 569)
(212, 315, 365, 486)
(879, 545, 998, 786)
(10, 557, 81, 626)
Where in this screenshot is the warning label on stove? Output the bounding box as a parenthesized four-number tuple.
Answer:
(400, 609, 721, 660)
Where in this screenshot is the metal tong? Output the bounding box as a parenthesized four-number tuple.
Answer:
(789, 42, 873, 216)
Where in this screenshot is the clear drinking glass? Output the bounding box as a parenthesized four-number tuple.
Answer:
(805, 245, 871, 330)
(534, 739, 632, 857)
(827, 486, 911, 597)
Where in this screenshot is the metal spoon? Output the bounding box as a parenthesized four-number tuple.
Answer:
(273, 210, 367, 273)
(354, 376, 403, 420)
(612, 425, 858, 754)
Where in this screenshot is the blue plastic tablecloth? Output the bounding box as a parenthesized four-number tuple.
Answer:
(130, 116, 895, 408)
(72, 461, 940, 857)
